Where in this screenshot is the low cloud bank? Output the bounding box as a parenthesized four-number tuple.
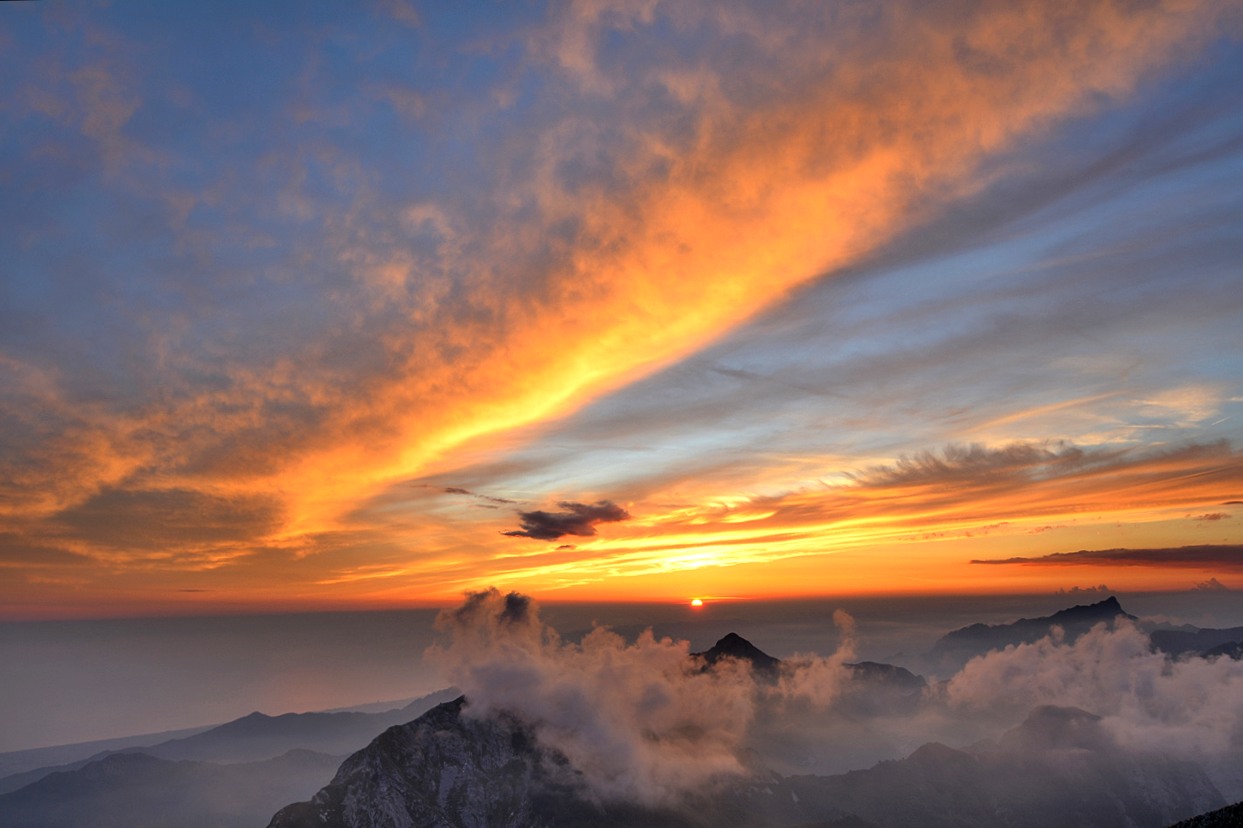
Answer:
(944, 620, 1243, 791)
(427, 588, 762, 804)
(430, 590, 1243, 805)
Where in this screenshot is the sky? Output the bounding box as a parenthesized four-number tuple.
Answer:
(2, 0, 1243, 619)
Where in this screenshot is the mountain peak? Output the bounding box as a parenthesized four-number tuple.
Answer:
(1048, 596, 1134, 623)
(694, 632, 780, 674)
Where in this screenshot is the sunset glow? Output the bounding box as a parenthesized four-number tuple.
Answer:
(2, 1, 1242, 619)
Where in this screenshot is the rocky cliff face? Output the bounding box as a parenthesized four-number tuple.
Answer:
(266, 697, 695, 828)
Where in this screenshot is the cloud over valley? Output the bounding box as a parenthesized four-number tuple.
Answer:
(427, 590, 1243, 810)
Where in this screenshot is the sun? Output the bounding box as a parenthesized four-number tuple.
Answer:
(690, 598, 704, 608)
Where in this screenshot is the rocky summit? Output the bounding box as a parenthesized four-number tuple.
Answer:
(266, 697, 694, 828)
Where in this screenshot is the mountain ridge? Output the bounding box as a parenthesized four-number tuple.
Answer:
(927, 596, 1137, 672)
(267, 631, 1222, 828)
(0, 688, 460, 795)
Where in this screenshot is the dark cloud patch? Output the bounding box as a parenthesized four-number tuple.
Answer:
(972, 544, 1243, 571)
(502, 500, 630, 541)
(1193, 512, 1230, 521)
(439, 587, 533, 631)
(52, 487, 284, 551)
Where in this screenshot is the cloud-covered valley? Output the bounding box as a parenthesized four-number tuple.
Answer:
(428, 589, 1243, 813)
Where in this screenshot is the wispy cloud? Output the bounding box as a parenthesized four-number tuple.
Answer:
(397, 440, 1243, 596)
(972, 544, 1243, 571)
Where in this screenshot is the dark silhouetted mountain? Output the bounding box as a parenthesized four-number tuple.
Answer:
(145, 688, 461, 764)
(267, 697, 698, 828)
(0, 748, 341, 828)
(928, 596, 1136, 671)
(1166, 800, 1243, 827)
(0, 724, 214, 782)
(692, 635, 928, 711)
(0, 687, 459, 795)
(1150, 626, 1243, 658)
(1200, 641, 1243, 660)
(694, 632, 781, 676)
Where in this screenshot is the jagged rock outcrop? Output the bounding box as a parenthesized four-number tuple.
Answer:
(0, 687, 460, 795)
(1200, 641, 1243, 660)
(266, 697, 695, 828)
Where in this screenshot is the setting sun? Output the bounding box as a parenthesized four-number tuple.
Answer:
(690, 598, 704, 608)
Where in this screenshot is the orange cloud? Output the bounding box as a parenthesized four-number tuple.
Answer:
(268, 0, 1236, 535)
(434, 440, 1243, 595)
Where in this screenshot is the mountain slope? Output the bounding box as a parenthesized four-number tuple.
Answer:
(268, 697, 697, 828)
(0, 688, 460, 795)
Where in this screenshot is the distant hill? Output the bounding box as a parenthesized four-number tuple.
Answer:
(0, 687, 459, 795)
(135, 688, 462, 764)
(927, 596, 1136, 672)
(1149, 627, 1243, 658)
(0, 749, 341, 828)
(0, 724, 215, 781)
